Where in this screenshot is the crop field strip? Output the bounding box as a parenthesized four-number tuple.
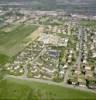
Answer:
(0, 23, 38, 64)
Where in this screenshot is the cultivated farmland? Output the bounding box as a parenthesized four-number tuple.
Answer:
(0, 23, 38, 64)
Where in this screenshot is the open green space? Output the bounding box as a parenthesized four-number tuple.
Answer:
(0, 78, 95, 100)
(0, 24, 38, 55)
(0, 54, 9, 65)
(0, 24, 38, 64)
(80, 19, 96, 28)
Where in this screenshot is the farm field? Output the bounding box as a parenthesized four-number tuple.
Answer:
(0, 78, 96, 100)
(0, 23, 38, 64)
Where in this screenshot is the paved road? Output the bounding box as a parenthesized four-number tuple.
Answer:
(85, 29, 87, 42)
(76, 27, 84, 70)
(64, 27, 84, 83)
(5, 75, 96, 94)
(64, 64, 72, 84)
(64, 27, 86, 85)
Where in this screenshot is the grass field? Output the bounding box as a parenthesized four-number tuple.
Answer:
(0, 54, 9, 65)
(0, 23, 38, 64)
(0, 78, 95, 100)
(80, 19, 96, 28)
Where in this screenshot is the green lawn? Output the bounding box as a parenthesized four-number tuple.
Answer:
(0, 78, 95, 100)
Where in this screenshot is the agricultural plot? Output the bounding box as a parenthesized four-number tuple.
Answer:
(0, 23, 38, 64)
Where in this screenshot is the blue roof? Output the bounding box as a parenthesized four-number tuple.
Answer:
(48, 50, 59, 58)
